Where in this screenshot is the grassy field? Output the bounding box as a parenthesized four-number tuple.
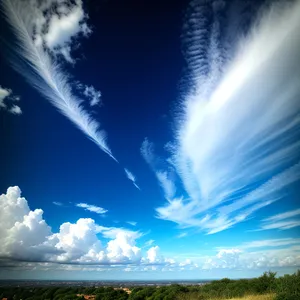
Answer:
(178, 293, 275, 300)
(224, 294, 275, 300)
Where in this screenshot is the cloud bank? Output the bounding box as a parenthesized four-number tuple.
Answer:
(1, 186, 299, 274)
(143, 0, 300, 234)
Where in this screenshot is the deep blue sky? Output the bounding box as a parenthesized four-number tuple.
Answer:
(0, 0, 300, 280)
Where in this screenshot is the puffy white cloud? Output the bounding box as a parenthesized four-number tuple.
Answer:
(76, 203, 107, 215)
(31, 0, 92, 62)
(0, 86, 22, 115)
(2, 186, 299, 273)
(145, 246, 165, 264)
(0, 186, 53, 261)
(106, 231, 142, 263)
(9, 105, 22, 115)
(53, 218, 103, 262)
(0, 186, 148, 266)
(0, 86, 10, 108)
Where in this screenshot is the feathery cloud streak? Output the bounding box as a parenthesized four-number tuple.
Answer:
(76, 203, 108, 215)
(1, 0, 115, 159)
(144, 0, 300, 234)
(124, 168, 141, 190)
(254, 208, 300, 231)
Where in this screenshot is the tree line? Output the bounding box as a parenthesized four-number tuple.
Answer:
(0, 270, 299, 300)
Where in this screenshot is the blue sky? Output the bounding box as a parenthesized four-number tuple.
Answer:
(0, 0, 300, 280)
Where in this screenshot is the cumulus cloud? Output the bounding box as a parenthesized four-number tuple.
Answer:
(0, 86, 22, 115)
(124, 168, 140, 190)
(142, 0, 300, 234)
(0, 186, 145, 265)
(2, 0, 116, 160)
(146, 246, 164, 264)
(76, 203, 108, 215)
(1, 188, 299, 273)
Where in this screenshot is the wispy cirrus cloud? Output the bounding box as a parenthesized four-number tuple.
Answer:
(141, 138, 176, 199)
(253, 208, 300, 231)
(142, 0, 300, 234)
(240, 238, 300, 250)
(76, 203, 108, 215)
(124, 168, 140, 190)
(264, 208, 300, 223)
(2, 0, 115, 160)
(53, 201, 63, 206)
(127, 221, 137, 226)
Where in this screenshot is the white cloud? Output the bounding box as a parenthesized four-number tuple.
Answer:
(76, 203, 107, 215)
(0, 86, 22, 115)
(240, 238, 300, 250)
(127, 221, 137, 226)
(156, 171, 176, 200)
(1, 190, 299, 273)
(2, 0, 116, 160)
(37, 0, 92, 62)
(0, 186, 55, 261)
(75, 82, 102, 107)
(204, 238, 300, 270)
(0, 86, 10, 108)
(106, 231, 142, 263)
(83, 86, 102, 107)
(140, 138, 155, 166)
(253, 208, 300, 231)
(146, 246, 164, 264)
(141, 139, 176, 199)
(177, 232, 188, 238)
(124, 168, 140, 190)
(143, 0, 300, 234)
(53, 201, 63, 206)
(0, 186, 145, 265)
(264, 209, 300, 222)
(144, 239, 155, 247)
(9, 105, 22, 115)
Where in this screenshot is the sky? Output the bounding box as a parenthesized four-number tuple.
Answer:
(0, 0, 300, 280)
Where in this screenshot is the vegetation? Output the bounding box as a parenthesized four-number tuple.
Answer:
(0, 270, 299, 300)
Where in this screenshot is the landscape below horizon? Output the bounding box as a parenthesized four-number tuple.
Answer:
(1, 0, 300, 285)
